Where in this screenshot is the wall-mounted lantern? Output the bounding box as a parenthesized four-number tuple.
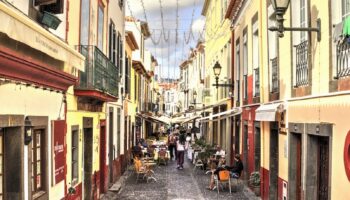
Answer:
(24, 116, 33, 145)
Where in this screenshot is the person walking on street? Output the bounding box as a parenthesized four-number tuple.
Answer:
(168, 132, 176, 160)
(176, 130, 186, 170)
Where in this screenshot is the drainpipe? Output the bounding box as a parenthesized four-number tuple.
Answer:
(231, 27, 235, 166)
(259, 0, 265, 197)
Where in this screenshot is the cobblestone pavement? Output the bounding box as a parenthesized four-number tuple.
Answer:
(102, 157, 260, 200)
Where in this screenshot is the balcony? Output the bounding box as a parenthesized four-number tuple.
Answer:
(294, 40, 309, 87)
(271, 57, 279, 93)
(335, 39, 350, 79)
(75, 45, 119, 102)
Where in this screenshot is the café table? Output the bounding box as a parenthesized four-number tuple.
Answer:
(143, 161, 157, 182)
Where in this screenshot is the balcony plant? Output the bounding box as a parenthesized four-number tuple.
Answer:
(249, 171, 261, 196)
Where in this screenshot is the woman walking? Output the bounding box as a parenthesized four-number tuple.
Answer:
(176, 129, 187, 170)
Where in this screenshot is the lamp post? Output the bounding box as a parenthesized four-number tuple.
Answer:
(212, 61, 235, 89)
(268, 0, 321, 41)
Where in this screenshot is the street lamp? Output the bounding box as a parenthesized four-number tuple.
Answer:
(268, 0, 321, 41)
(212, 61, 234, 89)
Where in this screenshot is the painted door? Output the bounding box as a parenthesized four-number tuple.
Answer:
(296, 134, 302, 200)
(254, 123, 261, 172)
(108, 110, 114, 185)
(317, 137, 329, 200)
(0, 129, 3, 198)
(83, 128, 93, 200)
(243, 123, 249, 180)
(99, 123, 106, 193)
(269, 124, 279, 200)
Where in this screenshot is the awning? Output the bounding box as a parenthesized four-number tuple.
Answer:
(0, 2, 85, 71)
(199, 107, 242, 122)
(137, 113, 171, 125)
(255, 102, 285, 121)
(180, 115, 201, 124)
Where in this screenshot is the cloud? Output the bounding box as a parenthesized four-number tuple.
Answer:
(126, 0, 205, 80)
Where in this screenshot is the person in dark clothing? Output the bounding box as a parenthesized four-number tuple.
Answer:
(132, 142, 143, 158)
(226, 154, 243, 178)
(207, 154, 244, 190)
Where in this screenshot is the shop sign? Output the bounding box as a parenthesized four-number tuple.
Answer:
(52, 120, 65, 185)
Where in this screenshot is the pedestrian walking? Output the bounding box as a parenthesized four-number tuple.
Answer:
(176, 129, 187, 170)
(168, 132, 176, 160)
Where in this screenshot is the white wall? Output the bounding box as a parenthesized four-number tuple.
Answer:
(0, 83, 65, 200)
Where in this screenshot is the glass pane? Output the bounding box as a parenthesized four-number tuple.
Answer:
(36, 134, 41, 147)
(31, 177, 34, 191)
(37, 148, 40, 160)
(37, 161, 41, 174)
(0, 136, 2, 153)
(0, 175, 2, 193)
(36, 175, 41, 189)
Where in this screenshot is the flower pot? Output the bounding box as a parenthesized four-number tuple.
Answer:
(252, 185, 260, 196)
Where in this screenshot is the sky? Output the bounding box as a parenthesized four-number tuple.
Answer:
(126, 0, 205, 81)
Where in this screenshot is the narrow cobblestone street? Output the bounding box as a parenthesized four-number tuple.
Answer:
(102, 158, 260, 200)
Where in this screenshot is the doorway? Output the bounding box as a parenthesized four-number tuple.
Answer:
(243, 121, 248, 180)
(83, 127, 93, 200)
(99, 121, 106, 193)
(254, 122, 261, 172)
(269, 122, 279, 200)
(108, 108, 114, 185)
(289, 133, 302, 200)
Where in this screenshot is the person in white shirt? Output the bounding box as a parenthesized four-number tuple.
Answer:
(176, 132, 187, 170)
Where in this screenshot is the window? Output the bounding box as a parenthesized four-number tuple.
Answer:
(235, 40, 240, 102)
(268, 7, 279, 93)
(71, 128, 79, 184)
(243, 30, 248, 99)
(31, 129, 44, 193)
(117, 33, 123, 76)
(252, 20, 259, 97)
(292, 0, 309, 87)
(343, 0, 350, 19)
(80, 0, 90, 45)
(125, 56, 131, 95)
(117, 108, 121, 157)
(109, 22, 116, 64)
(97, 5, 104, 50)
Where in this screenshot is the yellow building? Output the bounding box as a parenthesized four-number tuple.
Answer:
(227, 0, 350, 199)
(201, 0, 235, 164)
(125, 30, 139, 157)
(66, 0, 120, 198)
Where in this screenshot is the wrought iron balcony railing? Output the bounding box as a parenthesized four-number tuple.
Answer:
(271, 57, 279, 93)
(294, 40, 309, 87)
(254, 68, 260, 97)
(77, 45, 119, 97)
(335, 40, 350, 79)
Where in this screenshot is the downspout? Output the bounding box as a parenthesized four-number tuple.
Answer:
(259, 0, 265, 197)
(231, 26, 235, 166)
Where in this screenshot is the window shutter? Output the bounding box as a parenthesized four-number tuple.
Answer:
(35, 0, 57, 6)
(41, 0, 64, 14)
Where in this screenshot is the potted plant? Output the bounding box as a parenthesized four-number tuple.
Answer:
(249, 171, 261, 196)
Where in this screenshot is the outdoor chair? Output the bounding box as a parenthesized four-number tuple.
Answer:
(134, 160, 147, 183)
(215, 170, 231, 194)
(158, 149, 168, 165)
(193, 155, 204, 173)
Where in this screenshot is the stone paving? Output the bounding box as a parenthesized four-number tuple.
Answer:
(102, 157, 261, 200)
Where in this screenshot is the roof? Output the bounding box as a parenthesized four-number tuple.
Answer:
(225, 0, 245, 21)
(201, 0, 211, 16)
(125, 31, 139, 50)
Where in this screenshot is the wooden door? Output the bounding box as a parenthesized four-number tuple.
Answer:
(83, 128, 93, 200)
(318, 137, 329, 200)
(269, 123, 279, 200)
(296, 134, 302, 200)
(99, 123, 106, 193)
